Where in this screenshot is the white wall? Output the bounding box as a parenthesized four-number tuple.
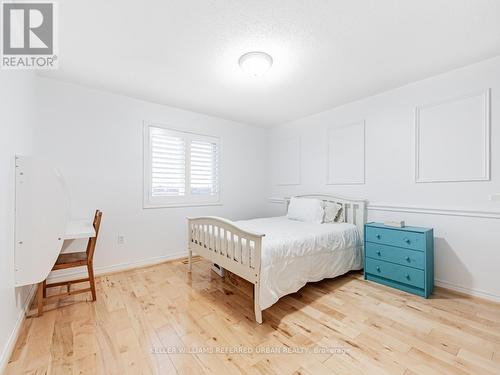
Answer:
(0, 72, 37, 370)
(34, 77, 270, 276)
(267, 56, 500, 301)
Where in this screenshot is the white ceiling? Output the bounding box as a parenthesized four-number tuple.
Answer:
(41, 0, 500, 126)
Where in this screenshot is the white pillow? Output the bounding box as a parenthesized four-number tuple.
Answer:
(323, 202, 342, 223)
(287, 197, 324, 223)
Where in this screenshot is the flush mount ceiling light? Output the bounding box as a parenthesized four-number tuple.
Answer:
(238, 51, 273, 77)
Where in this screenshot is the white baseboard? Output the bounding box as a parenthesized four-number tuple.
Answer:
(435, 279, 500, 303)
(47, 251, 188, 283)
(0, 284, 36, 375)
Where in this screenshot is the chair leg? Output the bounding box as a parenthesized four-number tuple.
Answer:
(37, 282, 44, 317)
(87, 263, 96, 301)
(42, 280, 47, 298)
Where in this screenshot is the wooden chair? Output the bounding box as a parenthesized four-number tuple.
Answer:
(37, 210, 103, 316)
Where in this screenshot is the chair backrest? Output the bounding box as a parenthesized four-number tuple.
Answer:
(86, 210, 102, 262)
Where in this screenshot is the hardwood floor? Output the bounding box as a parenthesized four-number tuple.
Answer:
(6, 257, 500, 375)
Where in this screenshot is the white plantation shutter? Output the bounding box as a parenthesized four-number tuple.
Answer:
(190, 140, 219, 196)
(144, 125, 220, 207)
(150, 127, 186, 197)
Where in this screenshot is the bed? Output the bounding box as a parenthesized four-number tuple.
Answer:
(187, 194, 367, 323)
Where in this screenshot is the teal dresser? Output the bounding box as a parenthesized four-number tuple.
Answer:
(364, 222, 434, 298)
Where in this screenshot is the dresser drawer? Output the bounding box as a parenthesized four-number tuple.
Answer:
(365, 258, 425, 288)
(365, 226, 425, 251)
(366, 242, 424, 269)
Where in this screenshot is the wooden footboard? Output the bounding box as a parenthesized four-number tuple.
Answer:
(187, 216, 265, 323)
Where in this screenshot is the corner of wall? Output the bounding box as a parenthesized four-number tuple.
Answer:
(0, 285, 36, 374)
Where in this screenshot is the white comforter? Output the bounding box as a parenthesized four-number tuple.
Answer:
(235, 216, 363, 310)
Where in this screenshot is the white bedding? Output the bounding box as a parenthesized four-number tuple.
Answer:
(235, 216, 363, 310)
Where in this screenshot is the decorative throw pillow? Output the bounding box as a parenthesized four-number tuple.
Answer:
(323, 202, 342, 223)
(287, 197, 324, 223)
(335, 205, 345, 223)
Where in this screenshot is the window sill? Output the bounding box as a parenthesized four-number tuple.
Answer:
(143, 202, 222, 209)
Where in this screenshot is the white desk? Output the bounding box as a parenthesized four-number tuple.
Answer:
(14, 155, 98, 287)
(15, 156, 74, 287)
(64, 220, 96, 240)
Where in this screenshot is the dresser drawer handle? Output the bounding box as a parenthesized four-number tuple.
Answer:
(376, 234, 381, 239)
(376, 266, 381, 272)
(377, 251, 381, 256)
(405, 273, 410, 280)
(403, 237, 410, 244)
(405, 256, 411, 262)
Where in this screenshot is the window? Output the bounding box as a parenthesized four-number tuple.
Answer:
(144, 124, 220, 207)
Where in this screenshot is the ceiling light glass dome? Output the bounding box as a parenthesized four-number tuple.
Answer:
(238, 51, 273, 77)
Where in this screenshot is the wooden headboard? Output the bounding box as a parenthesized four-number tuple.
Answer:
(285, 194, 367, 242)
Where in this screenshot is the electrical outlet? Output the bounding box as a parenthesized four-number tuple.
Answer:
(490, 194, 500, 202)
(117, 235, 125, 245)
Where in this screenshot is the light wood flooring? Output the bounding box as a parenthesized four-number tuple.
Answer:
(5, 257, 500, 375)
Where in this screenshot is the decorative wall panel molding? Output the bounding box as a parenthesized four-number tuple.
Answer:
(327, 120, 365, 185)
(368, 203, 500, 220)
(268, 197, 288, 204)
(415, 89, 490, 183)
(268, 198, 500, 219)
(273, 136, 301, 185)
